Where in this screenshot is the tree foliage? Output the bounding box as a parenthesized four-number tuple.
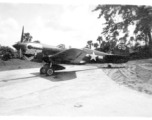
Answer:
(22, 33, 33, 42)
(93, 5, 137, 37)
(97, 36, 103, 45)
(0, 45, 15, 61)
(93, 4, 152, 54)
(33, 40, 41, 43)
(93, 43, 99, 49)
(87, 40, 93, 49)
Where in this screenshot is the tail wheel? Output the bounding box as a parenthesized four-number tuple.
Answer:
(40, 67, 46, 74)
(46, 68, 54, 76)
(108, 64, 112, 68)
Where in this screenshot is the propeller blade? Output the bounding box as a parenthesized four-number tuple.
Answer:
(20, 26, 24, 42)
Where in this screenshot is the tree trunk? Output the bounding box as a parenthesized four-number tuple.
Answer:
(147, 30, 152, 56)
(89, 45, 91, 49)
(99, 40, 101, 46)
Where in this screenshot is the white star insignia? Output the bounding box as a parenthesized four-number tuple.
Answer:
(90, 52, 97, 61)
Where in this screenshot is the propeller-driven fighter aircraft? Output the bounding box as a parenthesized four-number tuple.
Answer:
(13, 27, 129, 76)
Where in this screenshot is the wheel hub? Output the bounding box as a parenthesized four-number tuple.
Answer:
(47, 69, 53, 75)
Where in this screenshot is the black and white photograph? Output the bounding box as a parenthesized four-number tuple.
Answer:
(0, 0, 152, 118)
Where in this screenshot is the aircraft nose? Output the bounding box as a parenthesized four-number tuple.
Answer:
(13, 43, 19, 49)
(12, 43, 26, 51)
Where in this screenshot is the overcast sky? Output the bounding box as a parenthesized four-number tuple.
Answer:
(0, 2, 106, 49)
(0, 0, 151, 49)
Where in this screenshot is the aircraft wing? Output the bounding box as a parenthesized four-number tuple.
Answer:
(46, 48, 129, 64)
(49, 48, 87, 64)
(82, 48, 129, 63)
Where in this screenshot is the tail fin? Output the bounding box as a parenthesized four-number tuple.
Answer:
(20, 26, 24, 42)
(57, 44, 65, 49)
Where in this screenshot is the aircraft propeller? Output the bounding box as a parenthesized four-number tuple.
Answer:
(20, 26, 24, 43)
(18, 26, 24, 59)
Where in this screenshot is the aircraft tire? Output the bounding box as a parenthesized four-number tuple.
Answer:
(40, 67, 46, 74)
(46, 67, 54, 76)
(108, 64, 112, 68)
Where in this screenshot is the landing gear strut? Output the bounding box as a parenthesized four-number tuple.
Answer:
(40, 62, 55, 76)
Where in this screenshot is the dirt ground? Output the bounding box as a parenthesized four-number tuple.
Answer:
(89, 59, 152, 95)
(0, 59, 41, 71)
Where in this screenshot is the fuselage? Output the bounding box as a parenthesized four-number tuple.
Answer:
(13, 42, 129, 64)
(13, 42, 65, 60)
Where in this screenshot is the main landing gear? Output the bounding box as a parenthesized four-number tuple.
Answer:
(40, 62, 54, 76)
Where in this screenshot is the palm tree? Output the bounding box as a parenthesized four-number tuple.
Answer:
(23, 33, 33, 42)
(93, 43, 99, 49)
(24, 33, 30, 42)
(87, 40, 93, 49)
(97, 36, 103, 46)
(28, 36, 33, 42)
(85, 45, 89, 48)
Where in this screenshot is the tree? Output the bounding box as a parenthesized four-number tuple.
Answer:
(0, 46, 15, 60)
(93, 43, 99, 49)
(113, 31, 119, 38)
(87, 40, 93, 49)
(23, 33, 33, 42)
(28, 36, 33, 42)
(33, 40, 40, 43)
(85, 45, 89, 48)
(97, 36, 103, 45)
(93, 5, 152, 55)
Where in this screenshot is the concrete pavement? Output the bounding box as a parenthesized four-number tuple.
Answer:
(0, 65, 152, 116)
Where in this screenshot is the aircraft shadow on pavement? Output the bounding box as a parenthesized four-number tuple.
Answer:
(31, 71, 77, 82)
(0, 68, 98, 82)
(31, 68, 99, 82)
(0, 66, 124, 83)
